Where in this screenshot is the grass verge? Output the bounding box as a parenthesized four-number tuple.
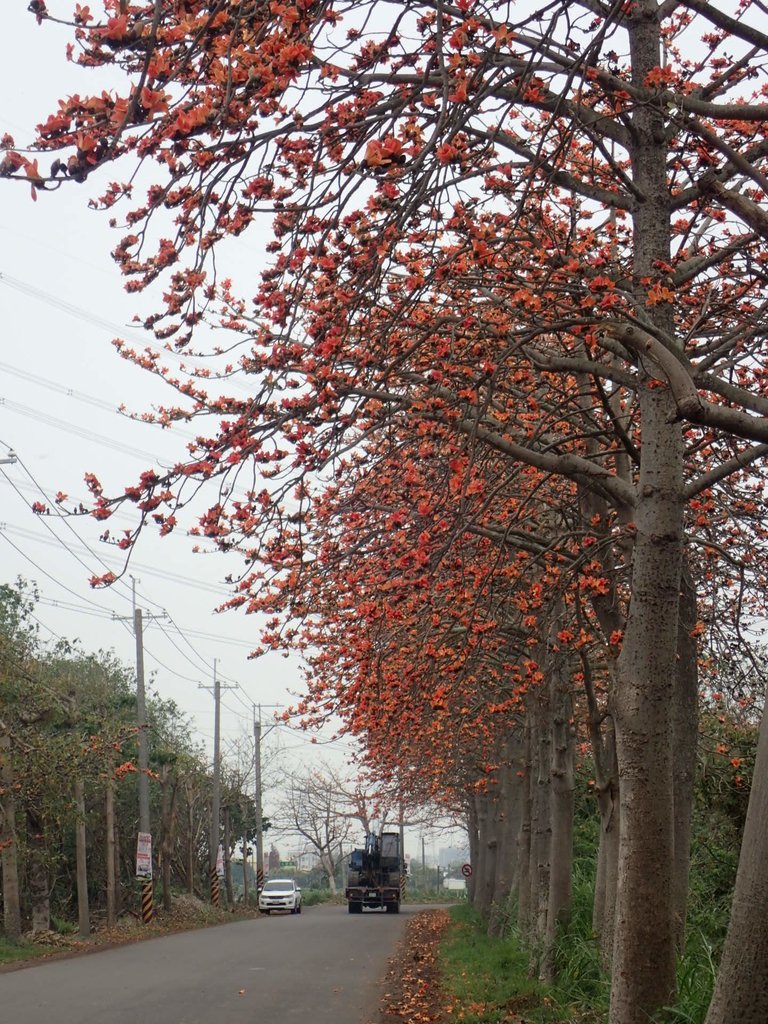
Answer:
(439, 902, 609, 1024)
(0, 936, 50, 966)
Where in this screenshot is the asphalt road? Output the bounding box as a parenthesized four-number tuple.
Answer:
(1, 903, 424, 1024)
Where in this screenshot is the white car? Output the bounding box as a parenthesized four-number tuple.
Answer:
(258, 878, 302, 914)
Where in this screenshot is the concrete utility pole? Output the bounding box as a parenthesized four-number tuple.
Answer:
(122, 579, 166, 924)
(134, 607, 151, 838)
(133, 587, 154, 924)
(200, 662, 237, 907)
(252, 704, 281, 892)
(253, 713, 264, 893)
(211, 661, 221, 902)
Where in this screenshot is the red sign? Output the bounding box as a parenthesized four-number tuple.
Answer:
(461, 863, 472, 878)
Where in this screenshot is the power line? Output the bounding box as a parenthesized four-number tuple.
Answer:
(0, 397, 164, 463)
(0, 271, 255, 392)
(0, 525, 126, 617)
(0, 522, 229, 598)
(0, 270, 143, 337)
(0, 358, 200, 442)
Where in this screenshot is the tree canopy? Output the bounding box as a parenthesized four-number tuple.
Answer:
(4, 3, 768, 1022)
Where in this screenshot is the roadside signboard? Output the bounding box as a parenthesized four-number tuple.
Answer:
(136, 832, 153, 878)
(461, 862, 473, 878)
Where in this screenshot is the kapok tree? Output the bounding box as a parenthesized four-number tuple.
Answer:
(7, 3, 768, 1021)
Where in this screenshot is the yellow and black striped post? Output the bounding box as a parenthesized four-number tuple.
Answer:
(141, 879, 154, 923)
(256, 866, 264, 892)
(210, 866, 220, 908)
(400, 872, 407, 902)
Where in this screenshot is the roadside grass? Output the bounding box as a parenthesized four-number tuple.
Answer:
(438, 854, 730, 1024)
(299, 889, 333, 907)
(436, 805, 733, 1024)
(0, 936, 49, 965)
(439, 862, 609, 1024)
(439, 904, 550, 1023)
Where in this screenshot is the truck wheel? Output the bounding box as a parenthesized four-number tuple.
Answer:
(348, 903, 362, 914)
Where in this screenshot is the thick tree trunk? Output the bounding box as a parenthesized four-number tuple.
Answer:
(529, 688, 552, 956)
(1, 734, 22, 941)
(74, 777, 90, 938)
(672, 560, 699, 951)
(609, 10, 683, 1022)
(610, 388, 682, 1022)
(473, 790, 496, 919)
(594, 726, 620, 967)
(542, 645, 575, 983)
(580, 645, 620, 964)
(704, 702, 768, 1024)
(488, 728, 525, 938)
(517, 716, 533, 935)
(105, 778, 117, 928)
(27, 809, 50, 934)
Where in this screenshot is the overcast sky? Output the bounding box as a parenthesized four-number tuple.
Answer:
(0, 5, 363, 789)
(0, 7, 470, 861)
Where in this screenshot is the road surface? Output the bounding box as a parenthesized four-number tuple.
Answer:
(1, 903, 425, 1024)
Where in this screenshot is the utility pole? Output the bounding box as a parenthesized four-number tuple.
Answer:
(133, 580, 153, 924)
(211, 661, 221, 906)
(254, 713, 264, 893)
(252, 704, 281, 893)
(199, 662, 237, 907)
(134, 607, 150, 841)
(119, 579, 165, 924)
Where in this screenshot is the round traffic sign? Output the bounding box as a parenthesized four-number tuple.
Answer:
(461, 862, 472, 878)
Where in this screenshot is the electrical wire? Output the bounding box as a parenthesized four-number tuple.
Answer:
(0, 397, 164, 463)
(0, 359, 200, 442)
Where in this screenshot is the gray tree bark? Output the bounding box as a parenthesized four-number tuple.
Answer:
(672, 559, 699, 951)
(516, 715, 533, 936)
(542, 636, 575, 983)
(704, 701, 768, 1024)
(488, 727, 525, 938)
(609, 8, 684, 1021)
(472, 790, 497, 919)
(593, 725, 620, 967)
(529, 687, 552, 955)
(610, 384, 682, 1022)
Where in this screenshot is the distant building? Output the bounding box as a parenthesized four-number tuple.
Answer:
(438, 846, 470, 868)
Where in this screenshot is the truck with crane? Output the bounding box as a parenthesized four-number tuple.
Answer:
(345, 831, 404, 913)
